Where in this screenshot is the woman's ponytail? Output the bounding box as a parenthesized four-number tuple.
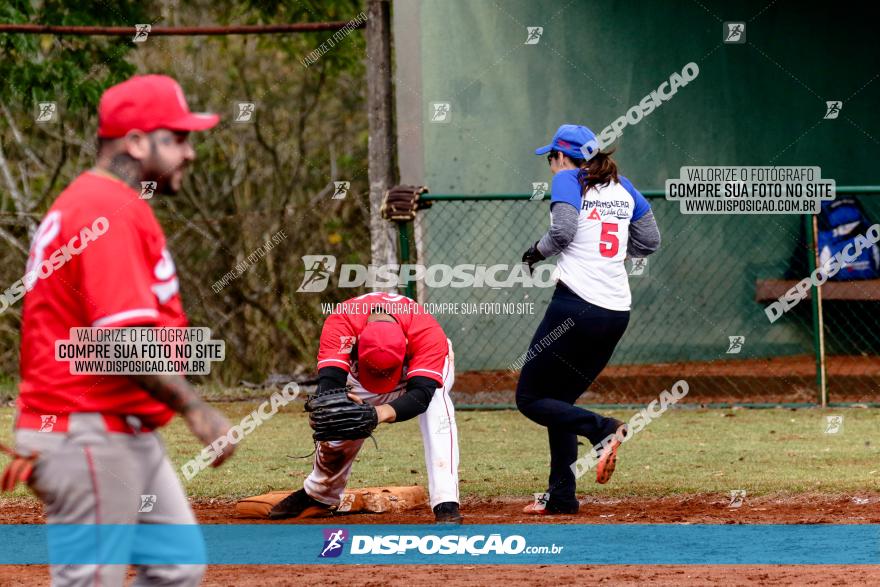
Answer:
(574, 150, 619, 194)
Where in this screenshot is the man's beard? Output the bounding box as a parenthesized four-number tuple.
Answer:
(143, 161, 184, 195)
(142, 136, 185, 195)
(107, 151, 184, 195)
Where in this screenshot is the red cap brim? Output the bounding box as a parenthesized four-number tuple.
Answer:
(166, 112, 219, 132)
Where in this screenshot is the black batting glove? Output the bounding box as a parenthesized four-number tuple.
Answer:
(521, 241, 545, 275)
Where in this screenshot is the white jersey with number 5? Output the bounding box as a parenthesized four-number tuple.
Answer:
(549, 169, 651, 311)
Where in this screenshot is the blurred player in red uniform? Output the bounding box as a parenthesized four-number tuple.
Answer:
(7, 75, 234, 586)
(270, 292, 462, 523)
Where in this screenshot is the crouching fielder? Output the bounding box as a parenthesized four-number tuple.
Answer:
(517, 124, 661, 514)
(270, 292, 461, 523)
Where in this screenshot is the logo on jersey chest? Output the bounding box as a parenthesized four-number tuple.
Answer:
(151, 248, 179, 303)
(582, 199, 631, 219)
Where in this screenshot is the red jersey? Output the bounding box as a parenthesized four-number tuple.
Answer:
(317, 292, 449, 388)
(17, 171, 186, 427)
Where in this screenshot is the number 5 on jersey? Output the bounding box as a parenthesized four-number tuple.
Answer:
(599, 222, 619, 257)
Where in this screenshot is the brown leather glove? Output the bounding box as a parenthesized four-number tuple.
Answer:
(380, 185, 431, 222)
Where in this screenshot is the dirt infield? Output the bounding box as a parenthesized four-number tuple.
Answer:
(455, 355, 880, 404)
(205, 493, 880, 525)
(3, 493, 880, 585)
(6, 492, 880, 525)
(1, 564, 878, 586)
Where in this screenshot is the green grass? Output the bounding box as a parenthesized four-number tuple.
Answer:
(1, 404, 878, 501)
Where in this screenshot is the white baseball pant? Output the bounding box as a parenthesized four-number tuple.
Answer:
(15, 413, 205, 587)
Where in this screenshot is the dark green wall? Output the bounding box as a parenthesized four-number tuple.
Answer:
(402, 0, 880, 370)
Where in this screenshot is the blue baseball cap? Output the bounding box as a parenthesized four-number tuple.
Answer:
(535, 124, 599, 160)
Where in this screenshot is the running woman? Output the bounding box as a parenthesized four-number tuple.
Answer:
(517, 124, 661, 514)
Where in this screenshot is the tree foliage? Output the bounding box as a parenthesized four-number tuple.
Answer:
(0, 0, 370, 384)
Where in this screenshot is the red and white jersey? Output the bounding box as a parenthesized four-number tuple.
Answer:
(317, 292, 449, 388)
(17, 171, 185, 427)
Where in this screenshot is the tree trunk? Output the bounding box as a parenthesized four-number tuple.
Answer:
(365, 0, 398, 285)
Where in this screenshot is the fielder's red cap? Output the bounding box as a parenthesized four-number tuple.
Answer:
(357, 321, 407, 394)
(97, 74, 219, 138)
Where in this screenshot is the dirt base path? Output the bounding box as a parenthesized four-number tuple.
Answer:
(3, 493, 879, 586)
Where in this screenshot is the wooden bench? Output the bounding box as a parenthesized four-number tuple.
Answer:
(755, 279, 880, 302)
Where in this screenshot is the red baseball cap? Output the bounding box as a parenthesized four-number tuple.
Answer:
(98, 74, 219, 138)
(357, 321, 407, 394)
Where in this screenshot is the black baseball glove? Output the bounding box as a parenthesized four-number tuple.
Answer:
(521, 241, 545, 275)
(305, 387, 379, 441)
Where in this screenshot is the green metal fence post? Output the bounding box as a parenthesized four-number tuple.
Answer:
(397, 220, 417, 299)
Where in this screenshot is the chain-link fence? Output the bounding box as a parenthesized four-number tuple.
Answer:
(397, 189, 880, 406)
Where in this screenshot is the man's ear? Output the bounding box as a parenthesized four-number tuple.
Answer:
(121, 131, 152, 161)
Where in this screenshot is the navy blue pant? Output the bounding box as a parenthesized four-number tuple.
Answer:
(515, 283, 629, 509)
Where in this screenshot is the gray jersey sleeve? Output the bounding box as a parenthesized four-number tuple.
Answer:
(627, 209, 661, 257)
(536, 202, 579, 257)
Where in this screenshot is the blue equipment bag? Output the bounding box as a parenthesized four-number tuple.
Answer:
(817, 197, 880, 281)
